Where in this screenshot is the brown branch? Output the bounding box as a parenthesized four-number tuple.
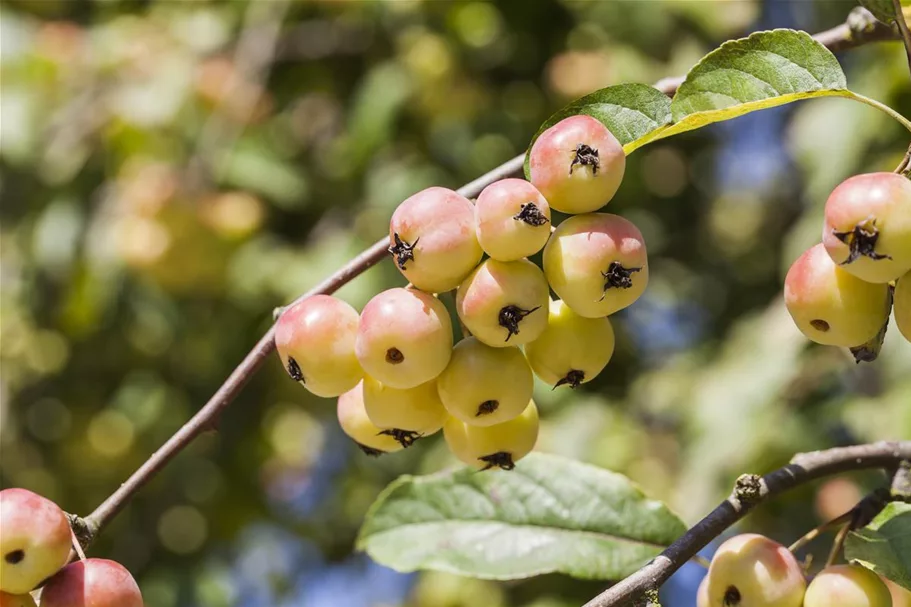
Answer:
(818, 7, 900, 52)
(892, 0, 911, 78)
(581, 442, 911, 607)
(81, 12, 902, 542)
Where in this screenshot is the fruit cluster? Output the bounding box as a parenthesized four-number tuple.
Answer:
(697, 533, 908, 607)
(0, 489, 143, 606)
(276, 115, 646, 470)
(785, 172, 911, 355)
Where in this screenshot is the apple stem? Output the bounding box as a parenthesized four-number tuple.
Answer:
(70, 527, 87, 562)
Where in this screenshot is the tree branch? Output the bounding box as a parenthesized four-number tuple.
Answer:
(580, 441, 911, 607)
(81, 12, 902, 541)
(892, 0, 911, 78)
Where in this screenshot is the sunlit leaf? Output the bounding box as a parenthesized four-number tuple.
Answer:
(357, 453, 686, 580)
(845, 502, 911, 591)
(633, 29, 850, 147)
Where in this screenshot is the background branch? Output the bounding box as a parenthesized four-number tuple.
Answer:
(581, 441, 911, 607)
(892, 0, 911, 77)
(80, 12, 902, 543)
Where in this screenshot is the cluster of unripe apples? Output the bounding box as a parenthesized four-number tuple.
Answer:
(697, 533, 909, 607)
(276, 115, 645, 470)
(0, 489, 143, 606)
(785, 172, 911, 354)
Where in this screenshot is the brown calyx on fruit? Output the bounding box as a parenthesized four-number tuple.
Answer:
(832, 217, 891, 265)
(355, 442, 385, 457)
(513, 202, 549, 226)
(723, 586, 742, 606)
(569, 143, 600, 176)
(5, 549, 25, 564)
(476, 400, 499, 417)
(378, 428, 421, 448)
(286, 357, 304, 382)
(478, 451, 516, 471)
(554, 370, 585, 389)
(388, 233, 419, 270)
(599, 261, 641, 299)
(385, 347, 405, 364)
(810, 319, 830, 332)
(498, 305, 541, 342)
(850, 319, 888, 364)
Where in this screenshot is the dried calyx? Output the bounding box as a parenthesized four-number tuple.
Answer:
(832, 217, 891, 265)
(378, 428, 422, 448)
(600, 261, 641, 299)
(513, 202, 549, 226)
(554, 369, 585, 389)
(723, 586, 742, 606)
(498, 305, 541, 341)
(478, 451, 516, 471)
(569, 143, 600, 175)
(388, 233, 419, 270)
(286, 357, 304, 382)
(476, 400, 499, 417)
(385, 347, 404, 364)
(356, 443, 385, 457)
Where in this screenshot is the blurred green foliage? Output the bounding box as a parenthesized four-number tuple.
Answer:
(0, 1, 909, 606)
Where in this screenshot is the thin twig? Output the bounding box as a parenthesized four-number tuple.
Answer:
(826, 522, 851, 568)
(892, 0, 911, 78)
(69, 527, 87, 562)
(787, 511, 852, 553)
(81, 13, 902, 542)
(788, 488, 890, 554)
(581, 442, 911, 607)
(895, 142, 911, 175)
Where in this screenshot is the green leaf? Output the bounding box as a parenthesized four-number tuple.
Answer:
(845, 502, 911, 591)
(356, 452, 686, 581)
(523, 84, 672, 178)
(644, 29, 848, 144)
(859, 0, 901, 23)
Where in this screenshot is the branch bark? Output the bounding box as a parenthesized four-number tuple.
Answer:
(581, 441, 911, 607)
(892, 0, 911, 78)
(82, 12, 902, 540)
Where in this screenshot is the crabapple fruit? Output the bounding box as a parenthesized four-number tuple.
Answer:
(529, 115, 626, 214)
(356, 288, 453, 389)
(0, 489, 71, 595)
(474, 179, 551, 261)
(822, 172, 911, 283)
(436, 337, 533, 426)
(884, 576, 911, 607)
(895, 272, 911, 343)
(388, 186, 483, 293)
(524, 299, 615, 389)
(697, 577, 709, 607)
(456, 259, 549, 346)
(40, 559, 143, 607)
(543, 213, 648, 317)
(704, 534, 806, 607)
(362, 376, 447, 447)
(784, 243, 891, 346)
(337, 381, 405, 455)
(443, 400, 539, 470)
(804, 565, 891, 607)
(0, 593, 36, 607)
(274, 295, 363, 397)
